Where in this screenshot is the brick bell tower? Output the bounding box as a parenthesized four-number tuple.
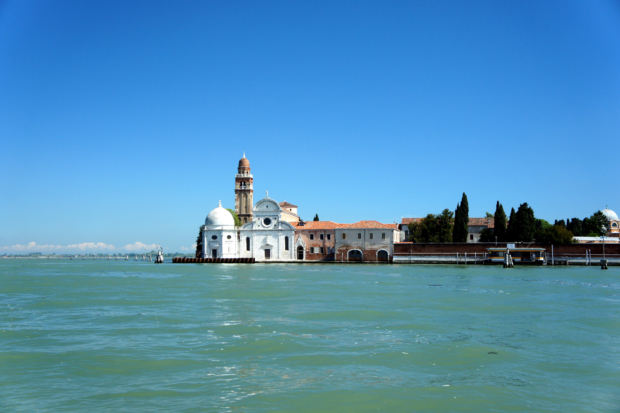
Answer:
(235, 153, 253, 224)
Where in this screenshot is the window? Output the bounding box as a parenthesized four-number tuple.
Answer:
(310, 247, 315, 253)
(470, 234, 474, 241)
(211, 235, 217, 240)
(285, 236, 289, 250)
(320, 234, 324, 240)
(227, 235, 231, 240)
(342, 233, 346, 240)
(246, 237, 250, 251)
(264, 217, 272, 226)
(320, 247, 324, 254)
(327, 234, 331, 241)
(370, 233, 374, 240)
(382, 233, 386, 240)
(358, 233, 361, 239)
(310, 234, 314, 240)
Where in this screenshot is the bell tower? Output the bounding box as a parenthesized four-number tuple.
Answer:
(235, 153, 253, 224)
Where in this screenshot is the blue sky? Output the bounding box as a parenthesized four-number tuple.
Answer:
(1, 0, 619, 253)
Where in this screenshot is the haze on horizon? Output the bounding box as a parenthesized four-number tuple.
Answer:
(1, 0, 619, 253)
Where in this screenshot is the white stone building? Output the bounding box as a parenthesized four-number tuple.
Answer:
(201, 201, 239, 259)
(201, 195, 296, 261)
(239, 193, 296, 261)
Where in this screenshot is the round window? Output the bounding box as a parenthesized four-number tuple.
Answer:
(263, 218, 272, 226)
(211, 235, 217, 240)
(227, 235, 232, 239)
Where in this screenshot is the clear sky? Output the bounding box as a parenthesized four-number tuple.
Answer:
(1, 0, 619, 253)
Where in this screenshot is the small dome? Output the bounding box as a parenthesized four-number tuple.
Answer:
(239, 153, 250, 168)
(205, 201, 235, 227)
(601, 208, 618, 222)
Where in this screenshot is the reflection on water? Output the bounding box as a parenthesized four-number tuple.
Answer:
(1, 261, 619, 412)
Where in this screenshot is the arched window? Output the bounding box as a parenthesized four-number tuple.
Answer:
(246, 237, 250, 251)
(285, 236, 289, 250)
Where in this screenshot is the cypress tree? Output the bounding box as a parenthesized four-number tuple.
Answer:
(459, 193, 469, 242)
(195, 227, 203, 258)
(453, 203, 461, 242)
(494, 201, 507, 242)
(514, 203, 536, 242)
(507, 207, 517, 241)
(313, 214, 320, 221)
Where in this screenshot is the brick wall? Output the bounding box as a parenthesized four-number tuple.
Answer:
(394, 242, 620, 255)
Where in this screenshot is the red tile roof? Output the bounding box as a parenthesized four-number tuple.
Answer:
(341, 220, 398, 229)
(279, 201, 298, 208)
(468, 218, 495, 228)
(292, 221, 344, 230)
(401, 218, 424, 225)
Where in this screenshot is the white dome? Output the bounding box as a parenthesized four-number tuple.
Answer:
(601, 208, 618, 222)
(205, 201, 235, 227)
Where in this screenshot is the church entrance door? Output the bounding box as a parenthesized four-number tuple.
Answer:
(211, 249, 217, 259)
(297, 246, 304, 260)
(265, 249, 271, 259)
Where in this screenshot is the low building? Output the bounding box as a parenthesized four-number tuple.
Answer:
(335, 221, 400, 262)
(292, 221, 342, 261)
(467, 217, 494, 242)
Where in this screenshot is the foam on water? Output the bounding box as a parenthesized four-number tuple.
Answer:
(1, 260, 619, 412)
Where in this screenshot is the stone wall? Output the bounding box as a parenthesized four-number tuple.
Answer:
(394, 242, 620, 255)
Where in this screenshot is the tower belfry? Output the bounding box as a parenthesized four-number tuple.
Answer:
(235, 153, 253, 224)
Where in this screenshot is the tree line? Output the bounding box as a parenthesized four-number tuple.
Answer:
(408, 194, 611, 244)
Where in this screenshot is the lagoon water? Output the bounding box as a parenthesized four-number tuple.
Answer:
(1, 260, 619, 412)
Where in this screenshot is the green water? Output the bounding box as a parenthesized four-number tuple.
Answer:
(1, 260, 619, 412)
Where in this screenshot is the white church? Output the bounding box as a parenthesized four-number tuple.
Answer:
(200, 155, 296, 262)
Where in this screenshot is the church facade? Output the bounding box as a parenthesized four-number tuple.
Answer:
(200, 154, 296, 262)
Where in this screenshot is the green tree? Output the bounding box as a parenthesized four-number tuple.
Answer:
(507, 207, 517, 241)
(195, 227, 203, 258)
(534, 219, 551, 240)
(536, 225, 575, 244)
(313, 214, 320, 221)
(226, 208, 242, 227)
(513, 203, 536, 242)
(582, 211, 608, 236)
(452, 193, 469, 242)
(567, 217, 583, 236)
(408, 210, 454, 243)
(437, 209, 454, 242)
(453, 203, 461, 242)
(486, 212, 494, 218)
(494, 201, 507, 242)
(409, 214, 440, 243)
(478, 228, 495, 242)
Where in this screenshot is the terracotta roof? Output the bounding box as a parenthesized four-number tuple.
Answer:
(468, 218, 495, 228)
(279, 201, 298, 208)
(292, 221, 344, 230)
(401, 218, 424, 225)
(401, 217, 494, 229)
(341, 220, 398, 229)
